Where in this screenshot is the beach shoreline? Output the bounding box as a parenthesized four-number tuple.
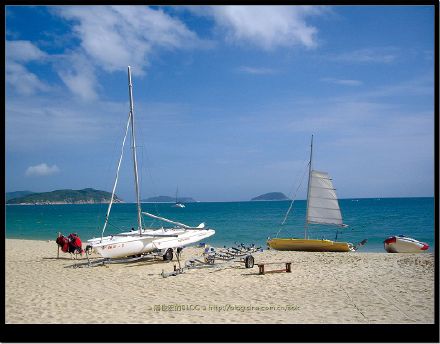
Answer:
(5, 238, 435, 324)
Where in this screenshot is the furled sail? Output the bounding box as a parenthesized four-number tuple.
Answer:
(307, 170, 343, 226)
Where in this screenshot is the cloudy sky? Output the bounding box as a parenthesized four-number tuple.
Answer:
(5, 5, 434, 202)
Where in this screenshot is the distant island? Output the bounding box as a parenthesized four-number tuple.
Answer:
(6, 190, 35, 201)
(142, 196, 196, 203)
(251, 192, 290, 201)
(6, 188, 122, 205)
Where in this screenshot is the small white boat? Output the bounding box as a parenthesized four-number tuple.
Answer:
(384, 235, 429, 253)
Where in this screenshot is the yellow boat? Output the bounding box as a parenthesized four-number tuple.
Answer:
(268, 135, 360, 253)
(267, 238, 353, 252)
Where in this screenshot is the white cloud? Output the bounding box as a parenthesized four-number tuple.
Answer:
(25, 163, 60, 177)
(237, 66, 277, 75)
(329, 47, 398, 64)
(6, 95, 127, 153)
(6, 40, 51, 95)
(41, 5, 205, 100)
(321, 78, 363, 86)
(284, 100, 397, 134)
(6, 61, 51, 95)
(55, 52, 98, 101)
(53, 6, 201, 75)
(358, 74, 433, 99)
(185, 5, 326, 50)
(6, 40, 48, 62)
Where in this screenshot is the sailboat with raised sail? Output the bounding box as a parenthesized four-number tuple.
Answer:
(172, 186, 185, 208)
(267, 135, 355, 252)
(86, 66, 214, 259)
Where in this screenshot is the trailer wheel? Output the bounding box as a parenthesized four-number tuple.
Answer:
(163, 248, 173, 261)
(244, 255, 254, 268)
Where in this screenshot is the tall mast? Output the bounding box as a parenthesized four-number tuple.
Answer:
(128, 66, 143, 233)
(305, 134, 313, 239)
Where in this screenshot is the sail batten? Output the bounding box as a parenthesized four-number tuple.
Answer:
(311, 186, 337, 190)
(307, 170, 343, 226)
(308, 206, 341, 211)
(308, 215, 343, 221)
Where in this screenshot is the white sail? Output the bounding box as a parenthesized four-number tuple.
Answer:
(307, 170, 343, 226)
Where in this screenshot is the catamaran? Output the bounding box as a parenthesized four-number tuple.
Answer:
(267, 135, 356, 252)
(172, 186, 185, 208)
(87, 66, 215, 259)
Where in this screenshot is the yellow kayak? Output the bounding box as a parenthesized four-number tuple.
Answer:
(267, 237, 353, 252)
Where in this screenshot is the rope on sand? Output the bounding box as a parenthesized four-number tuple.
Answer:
(328, 268, 369, 323)
(371, 288, 415, 323)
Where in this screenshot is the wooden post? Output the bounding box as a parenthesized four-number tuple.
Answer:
(286, 262, 291, 273)
(57, 232, 60, 259)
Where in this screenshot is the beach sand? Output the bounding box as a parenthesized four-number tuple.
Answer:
(5, 239, 435, 324)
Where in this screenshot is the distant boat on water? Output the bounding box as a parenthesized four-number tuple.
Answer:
(172, 186, 185, 208)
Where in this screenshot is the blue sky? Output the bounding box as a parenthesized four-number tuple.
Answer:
(5, 5, 435, 202)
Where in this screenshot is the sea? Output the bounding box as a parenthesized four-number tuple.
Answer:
(5, 197, 435, 253)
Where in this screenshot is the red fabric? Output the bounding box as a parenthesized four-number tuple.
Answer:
(69, 234, 82, 249)
(56, 236, 70, 253)
(68, 233, 84, 254)
(56, 233, 84, 254)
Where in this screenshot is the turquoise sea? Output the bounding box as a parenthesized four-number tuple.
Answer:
(5, 197, 435, 252)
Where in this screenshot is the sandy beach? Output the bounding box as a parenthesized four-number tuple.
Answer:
(5, 239, 435, 324)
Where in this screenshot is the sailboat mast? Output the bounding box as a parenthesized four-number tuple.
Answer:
(305, 134, 313, 239)
(128, 66, 143, 233)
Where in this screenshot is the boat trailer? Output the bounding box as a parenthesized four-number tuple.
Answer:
(161, 243, 263, 278)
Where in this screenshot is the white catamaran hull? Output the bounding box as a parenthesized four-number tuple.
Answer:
(88, 228, 215, 259)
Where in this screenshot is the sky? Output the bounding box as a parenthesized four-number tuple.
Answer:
(5, 5, 435, 202)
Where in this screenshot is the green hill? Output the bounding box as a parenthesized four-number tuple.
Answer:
(6, 188, 122, 205)
(251, 192, 290, 201)
(6, 191, 35, 201)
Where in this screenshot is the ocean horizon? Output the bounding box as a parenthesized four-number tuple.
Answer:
(5, 197, 435, 253)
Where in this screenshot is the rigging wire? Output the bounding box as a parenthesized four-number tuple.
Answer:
(137, 121, 164, 228)
(95, 112, 128, 234)
(272, 158, 310, 239)
(101, 111, 132, 240)
(281, 162, 309, 225)
(274, 163, 309, 238)
(284, 155, 310, 203)
(106, 220, 127, 233)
